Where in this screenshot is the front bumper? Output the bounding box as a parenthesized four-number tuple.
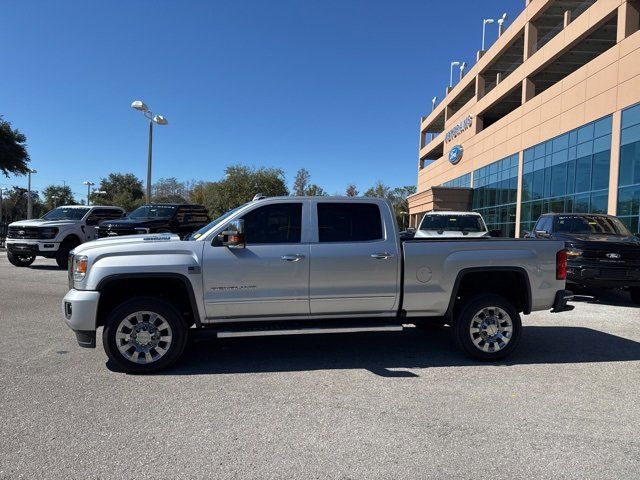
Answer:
(567, 263, 640, 288)
(62, 289, 100, 348)
(6, 239, 60, 255)
(551, 289, 574, 313)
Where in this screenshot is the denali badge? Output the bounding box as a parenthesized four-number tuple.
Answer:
(605, 253, 621, 259)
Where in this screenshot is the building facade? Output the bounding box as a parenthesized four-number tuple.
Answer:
(409, 0, 640, 236)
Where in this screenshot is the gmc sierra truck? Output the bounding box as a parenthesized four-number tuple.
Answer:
(62, 196, 573, 373)
(6, 205, 125, 269)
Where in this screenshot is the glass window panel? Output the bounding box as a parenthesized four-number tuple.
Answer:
(531, 201, 542, 223)
(621, 124, 640, 146)
(524, 161, 533, 174)
(577, 141, 593, 158)
(553, 134, 569, 152)
(589, 191, 608, 214)
(592, 134, 611, 154)
(521, 202, 531, 222)
(622, 103, 640, 129)
(532, 170, 545, 199)
(552, 149, 568, 165)
(543, 167, 552, 198)
(593, 116, 612, 138)
(551, 163, 567, 197)
(534, 144, 546, 158)
(575, 156, 592, 193)
(566, 160, 576, 194)
(565, 196, 574, 213)
(534, 157, 545, 171)
(524, 148, 535, 163)
(618, 142, 639, 187)
(545, 155, 552, 168)
(546, 141, 553, 155)
(569, 130, 578, 146)
(568, 146, 577, 160)
(577, 123, 594, 144)
(522, 173, 533, 201)
(574, 194, 589, 213)
(550, 197, 564, 213)
(591, 151, 610, 191)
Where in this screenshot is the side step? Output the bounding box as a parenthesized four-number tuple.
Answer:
(216, 320, 403, 339)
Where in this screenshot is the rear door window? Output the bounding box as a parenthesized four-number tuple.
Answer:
(317, 203, 382, 242)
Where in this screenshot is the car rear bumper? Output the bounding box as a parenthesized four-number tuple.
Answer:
(62, 289, 100, 348)
(551, 289, 574, 313)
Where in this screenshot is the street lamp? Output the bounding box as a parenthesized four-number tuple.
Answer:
(83, 181, 95, 206)
(482, 18, 495, 51)
(431, 96, 437, 111)
(51, 194, 59, 208)
(497, 13, 508, 36)
(449, 61, 461, 88)
(0, 187, 7, 223)
(400, 211, 409, 231)
(27, 169, 37, 219)
(459, 62, 467, 80)
(131, 100, 169, 204)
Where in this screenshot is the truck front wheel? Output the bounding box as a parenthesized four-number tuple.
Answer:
(103, 297, 188, 373)
(453, 294, 521, 361)
(55, 238, 80, 269)
(7, 252, 36, 267)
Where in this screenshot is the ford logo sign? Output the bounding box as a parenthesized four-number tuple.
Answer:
(449, 145, 464, 164)
(605, 252, 621, 259)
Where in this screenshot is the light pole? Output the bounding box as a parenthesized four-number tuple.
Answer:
(51, 194, 59, 208)
(497, 13, 507, 36)
(431, 96, 437, 111)
(0, 187, 6, 223)
(482, 18, 495, 51)
(83, 181, 95, 206)
(449, 61, 461, 88)
(400, 211, 408, 231)
(459, 62, 467, 80)
(27, 169, 37, 219)
(131, 100, 169, 204)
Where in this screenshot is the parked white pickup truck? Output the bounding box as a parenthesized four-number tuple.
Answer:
(6, 205, 125, 268)
(414, 211, 491, 238)
(62, 196, 573, 372)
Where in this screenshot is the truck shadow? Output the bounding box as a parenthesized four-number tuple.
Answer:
(110, 325, 640, 377)
(570, 288, 637, 308)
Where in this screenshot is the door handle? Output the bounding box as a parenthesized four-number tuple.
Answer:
(371, 252, 393, 260)
(282, 254, 304, 262)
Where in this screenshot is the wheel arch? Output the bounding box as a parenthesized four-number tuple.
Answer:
(446, 267, 532, 317)
(95, 273, 202, 329)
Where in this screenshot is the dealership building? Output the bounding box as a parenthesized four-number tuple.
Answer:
(408, 0, 640, 236)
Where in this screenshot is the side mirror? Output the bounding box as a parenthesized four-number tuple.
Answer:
(216, 219, 245, 248)
(520, 230, 530, 238)
(535, 230, 551, 238)
(488, 229, 501, 238)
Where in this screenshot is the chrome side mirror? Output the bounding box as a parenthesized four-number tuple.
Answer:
(217, 219, 245, 248)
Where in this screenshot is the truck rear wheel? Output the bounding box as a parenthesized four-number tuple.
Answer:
(453, 294, 521, 361)
(7, 252, 36, 267)
(103, 297, 188, 373)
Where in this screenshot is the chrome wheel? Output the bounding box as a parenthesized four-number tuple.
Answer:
(469, 306, 513, 353)
(115, 311, 173, 364)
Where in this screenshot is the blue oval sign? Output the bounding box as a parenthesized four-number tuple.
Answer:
(449, 145, 464, 164)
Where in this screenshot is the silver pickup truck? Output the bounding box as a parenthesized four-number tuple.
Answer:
(62, 196, 572, 372)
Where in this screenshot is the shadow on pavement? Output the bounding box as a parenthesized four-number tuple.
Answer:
(29, 265, 63, 271)
(570, 288, 637, 308)
(107, 325, 640, 377)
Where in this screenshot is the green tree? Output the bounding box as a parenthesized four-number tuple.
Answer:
(292, 168, 310, 196)
(201, 165, 289, 218)
(304, 184, 327, 196)
(42, 185, 75, 210)
(0, 117, 30, 177)
(345, 184, 359, 197)
(364, 181, 416, 228)
(363, 181, 391, 199)
(91, 173, 144, 212)
(2, 186, 44, 221)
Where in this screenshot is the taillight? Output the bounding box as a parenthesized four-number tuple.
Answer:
(556, 250, 567, 280)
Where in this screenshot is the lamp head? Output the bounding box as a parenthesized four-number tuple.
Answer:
(153, 115, 168, 125)
(460, 62, 467, 71)
(484, 18, 495, 25)
(131, 100, 148, 112)
(450, 61, 460, 67)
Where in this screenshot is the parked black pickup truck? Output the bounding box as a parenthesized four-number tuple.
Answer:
(527, 213, 640, 304)
(96, 204, 210, 239)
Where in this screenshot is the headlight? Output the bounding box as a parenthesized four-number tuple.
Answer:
(566, 248, 583, 258)
(39, 227, 59, 239)
(73, 255, 89, 281)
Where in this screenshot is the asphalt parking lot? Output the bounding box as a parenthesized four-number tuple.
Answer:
(1, 255, 639, 479)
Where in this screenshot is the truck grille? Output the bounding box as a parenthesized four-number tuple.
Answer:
(581, 248, 640, 265)
(7, 227, 41, 239)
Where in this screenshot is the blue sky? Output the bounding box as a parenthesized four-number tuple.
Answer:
(1, 0, 522, 201)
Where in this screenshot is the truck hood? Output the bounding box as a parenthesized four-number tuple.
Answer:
(72, 233, 183, 255)
(9, 219, 78, 228)
(414, 230, 489, 238)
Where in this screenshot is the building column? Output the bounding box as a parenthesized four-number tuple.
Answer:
(563, 10, 572, 28)
(475, 74, 485, 101)
(515, 150, 524, 238)
(608, 110, 622, 215)
(524, 21, 537, 61)
(617, 1, 640, 42)
(522, 78, 535, 104)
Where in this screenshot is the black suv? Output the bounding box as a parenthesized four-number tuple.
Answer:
(96, 204, 210, 239)
(527, 213, 640, 303)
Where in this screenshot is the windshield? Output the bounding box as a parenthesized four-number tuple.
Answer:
(128, 205, 177, 220)
(187, 203, 249, 240)
(556, 215, 632, 236)
(42, 207, 90, 221)
(420, 214, 485, 233)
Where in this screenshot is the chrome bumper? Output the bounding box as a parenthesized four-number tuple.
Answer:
(62, 289, 100, 348)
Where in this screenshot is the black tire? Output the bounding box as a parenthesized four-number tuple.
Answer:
(103, 297, 188, 373)
(453, 294, 522, 361)
(55, 237, 80, 269)
(630, 287, 640, 305)
(7, 251, 36, 267)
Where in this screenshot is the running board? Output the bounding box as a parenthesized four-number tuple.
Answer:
(216, 324, 403, 339)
